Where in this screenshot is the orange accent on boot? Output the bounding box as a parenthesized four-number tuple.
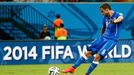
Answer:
(62, 66, 75, 74)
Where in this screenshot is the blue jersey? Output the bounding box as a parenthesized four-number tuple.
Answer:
(102, 12, 123, 40)
(87, 11, 123, 58)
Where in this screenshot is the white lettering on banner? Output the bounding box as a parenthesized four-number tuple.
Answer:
(56, 46, 64, 59)
(42, 46, 50, 59)
(107, 45, 131, 58)
(12, 46, 22, 60)
(107, 49, 113, 58)
(122, 45, 131, 58)
(27, 46, 37, 60)
(3, 46, 37, 61)
(3, 46, 12, 60)
(42, 46, 74, 60)
(77, 45, 87, 57)
(22, 46, 28, 60)
(63, 45, 73, 59)
(114, 46, 121, 58)
(51, 46, 54, 59)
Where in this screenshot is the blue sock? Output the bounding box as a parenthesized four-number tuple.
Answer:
(72, 56, 87, 68)
(86, 61, 99, 75)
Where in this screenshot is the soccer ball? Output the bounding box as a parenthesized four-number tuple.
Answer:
(48, 66, 60, 75)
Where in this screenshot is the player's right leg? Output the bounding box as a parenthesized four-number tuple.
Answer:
(85, 38, 117, 75)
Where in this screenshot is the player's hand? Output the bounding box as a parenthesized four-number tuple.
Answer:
(110, 19, 115, 24)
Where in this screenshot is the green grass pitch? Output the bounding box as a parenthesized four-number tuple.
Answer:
(0, 63, 134, 75)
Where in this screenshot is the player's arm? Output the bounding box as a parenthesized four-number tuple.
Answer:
(113, 16, 123, 23)
(111, 13, 124, 24)
(101, 25, 106, 35)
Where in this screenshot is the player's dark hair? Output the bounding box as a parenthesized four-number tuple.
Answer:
(100, 3, 111, 10)
(56, 14, 60, 18)
(60, 23, 64, 27)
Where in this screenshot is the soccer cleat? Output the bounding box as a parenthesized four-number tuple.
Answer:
(84, 73, 89, 75)
(62, 66, 75, 74)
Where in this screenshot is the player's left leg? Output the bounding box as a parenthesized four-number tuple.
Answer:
(85, 39, 117, 75)
(62, 51, 93, 73)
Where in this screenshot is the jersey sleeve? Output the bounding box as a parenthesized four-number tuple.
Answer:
(117, 12, 124, 19)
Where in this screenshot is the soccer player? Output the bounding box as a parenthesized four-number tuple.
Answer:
(53, 14, 63, 34)
(62, 3, 123, 75)
(55, 24, 68, 40)
(53, 14, 64, 39)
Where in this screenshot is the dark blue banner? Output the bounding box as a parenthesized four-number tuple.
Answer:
(0, 40, 134, 65)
